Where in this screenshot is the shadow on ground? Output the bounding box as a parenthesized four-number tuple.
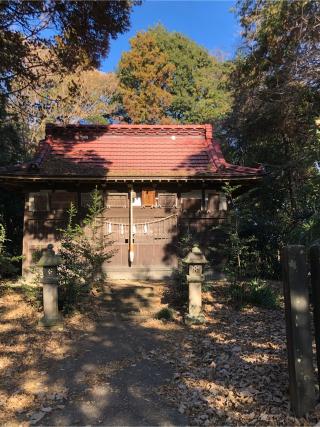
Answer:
(1, 281, 319, 426)
(0, 283, 187, 426)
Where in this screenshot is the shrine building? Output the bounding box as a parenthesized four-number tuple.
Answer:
(0, 124, 263, 279)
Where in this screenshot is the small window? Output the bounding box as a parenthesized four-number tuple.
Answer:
(132, 192, 142, 207)
(106, 193, 128, 208)
(29, 192, 50, 212)
(181, 190, 202, 212)
(142, 189, 156, 207)
(81, 192, 92, 208)
(207, 192, 220, 212)
(219, 194, 228, 211)
(51, 191, 76, 210)
(158, 193, 177, 208)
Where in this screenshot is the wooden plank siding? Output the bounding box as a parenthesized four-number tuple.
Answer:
(22, 186, 228, 278)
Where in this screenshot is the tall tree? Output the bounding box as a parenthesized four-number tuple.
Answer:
(117, 25, 232, 124)
(224, 0, 320, 276)
(0, 1, 138, 267)
(10, 70, 120, 144)
(117, 30, 175, 124)
(0, 1, 137, 97)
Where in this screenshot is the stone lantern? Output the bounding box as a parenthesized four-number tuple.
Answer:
(38, 244, 63, 329)
(183, 244, 208, 323)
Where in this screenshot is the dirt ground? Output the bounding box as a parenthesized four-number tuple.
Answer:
(0, 280, 320, 426)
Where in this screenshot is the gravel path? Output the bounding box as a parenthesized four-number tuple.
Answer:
(0, 287, 187, 426)
(38, 317, 187, 426)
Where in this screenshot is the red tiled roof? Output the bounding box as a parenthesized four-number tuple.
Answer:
(1, 124, 263, 180)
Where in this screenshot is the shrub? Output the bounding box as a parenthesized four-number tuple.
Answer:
(58, 188, 115, 313)
(210, 184, 261, 285)
(155, 307, 174, 321)
(170, 267, 188, 306)
(229, 278, 279, 309)
(20, 282, 42, 309)
(0, 223, 21, 278)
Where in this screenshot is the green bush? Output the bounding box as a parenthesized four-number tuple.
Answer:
(171, 267, 188, 306)
(20, 283, 42, 309)
(229, 278, 279, 309)
(0, 223, 21, 278)
(210, 184, 261, 284)
(58, 188, 115, 313)
(155, 307, 174, 321)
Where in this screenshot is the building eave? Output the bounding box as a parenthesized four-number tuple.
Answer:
(0, 174, 263, 184)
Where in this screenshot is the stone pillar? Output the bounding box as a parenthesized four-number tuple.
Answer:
(38, 244, 63, 330)
(282, 245, 315, 417)
(187, 276, 202, 318)
(183, 244, 208, 324)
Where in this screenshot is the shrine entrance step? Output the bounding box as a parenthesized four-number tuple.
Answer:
(99, 281, 166, 319)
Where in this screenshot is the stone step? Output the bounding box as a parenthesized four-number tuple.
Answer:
(103, 300, 162, 312)
(110, 288, 156, 298)
(98, 282, 165, 318)
(102, 296, 158, 305)
(102, 292, 161, 303)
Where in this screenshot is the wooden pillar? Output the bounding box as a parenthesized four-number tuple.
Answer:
(128, 186, 134, 265)
(282, 245, 315, 417)
(310, 244, 320, 395)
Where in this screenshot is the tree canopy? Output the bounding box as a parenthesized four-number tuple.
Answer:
(10, 70, 120, 144)
(117, 25, 232, 124)
(0, 0, 137, 261)
(223, 0, 320, 276)
(117, 30, 175, 124)
(0, 1, 137, 97)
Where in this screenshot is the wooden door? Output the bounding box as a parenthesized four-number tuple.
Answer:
(106, 214, 177, 268)
(142, 190, 155, 207)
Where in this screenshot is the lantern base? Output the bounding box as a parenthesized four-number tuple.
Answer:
(184, 312, 206, 325)
(38, 314, 64, 331)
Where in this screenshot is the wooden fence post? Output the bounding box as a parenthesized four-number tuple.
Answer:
(310, 244, 320, 395)
(282, 245, 315, 417)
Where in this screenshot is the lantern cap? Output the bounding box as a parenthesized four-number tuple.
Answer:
(183, 244, 208, 265)
(38, 244, 62, 267)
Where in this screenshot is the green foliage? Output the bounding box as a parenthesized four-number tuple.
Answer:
(117, 25, 232, 124)
(229, 278, 279, 310)
(210, 184, 262, 283)
(152, 25, 233, 124)
(11, 70, 120, 144)
(155, 307, 174, 321)
(58, 188, 115, 313)
(19, 283, 42, 310)
(117, 29, 175, 124)
(0, 222, 21, 278)
(171, 267, 188, 306)
(1, 1, 137, 97)
(0, 1, 136, 169)
(222, 0, 320, 278)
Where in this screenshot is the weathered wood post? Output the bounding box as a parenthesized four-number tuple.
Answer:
(183, 244, 208, 324)
(38, 244, 63, 330)
(282, 245, 315, 417)
(310, 244, 320, 395)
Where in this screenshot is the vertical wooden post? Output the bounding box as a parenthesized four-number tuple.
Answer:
(282, 245, 315, 417)
(128, 186, 134, 265)
(310, 244, 320, 395)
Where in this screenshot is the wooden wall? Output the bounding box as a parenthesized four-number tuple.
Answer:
(22, 183, 228, 279)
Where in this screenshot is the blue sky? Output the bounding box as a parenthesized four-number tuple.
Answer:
(101, 0, 240, 72)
